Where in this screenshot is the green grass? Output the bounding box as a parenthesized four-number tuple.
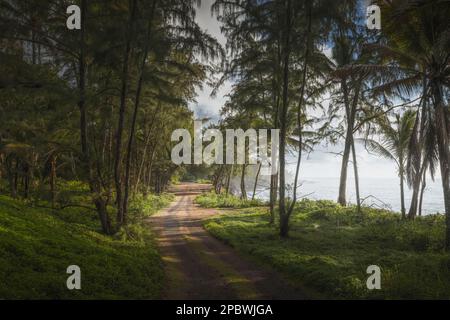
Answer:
(195, 178, 212, 184)
(203, 199, 450, 299)
(0, 192, 172, 299)
(129, 193, 174, 219)
(195, 192, 266, 208)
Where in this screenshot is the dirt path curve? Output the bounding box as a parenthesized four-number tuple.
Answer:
(147, 183, 307, 300)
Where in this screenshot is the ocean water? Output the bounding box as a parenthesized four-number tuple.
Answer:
(232, 176, 445, 215)
(296, 177, 444, 215)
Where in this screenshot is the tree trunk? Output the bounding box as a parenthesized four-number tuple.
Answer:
(94, 199, 110, 234)
(78, 0, 111, 234)
(226, 164, 233, 195)
(407, 99, 426, 220)
(408, 179, 420, 219)
(214, 165, 225, 194)
(6, 156, 17, 198)
(123, 0, 157, 222)
(278, 0, 292, 238)
(269, 32, 280, 226)
(240, 164, 247, 200)
(23, 162, 30, 199)
(338, 79, 358, 206)
(252, 163, 262, 201)
(14, 159, 19, 198)
(418, 168, 426, 216)
(399, 163, 406, 219)
(351, 138, 361, 215)
(269, 172, 278, 224)
(31, 28, 36, 65)
(114, 0, 137, 226)
(134, 120, 156, 194)
(0, 154, 3, 190)
(432, 83, 450, 250)
(288, 0, 311, 216)
(147, 149, 156, 193)
(338, 132, 352, 206)
(50, 154, 57, 208)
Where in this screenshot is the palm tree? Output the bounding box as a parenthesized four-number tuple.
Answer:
(358, 110, 416, 218)
(367, 0, 450, 248)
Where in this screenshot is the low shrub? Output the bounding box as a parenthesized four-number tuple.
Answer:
(195, 192, 266, 209)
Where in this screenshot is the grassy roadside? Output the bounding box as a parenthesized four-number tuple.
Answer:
(200, 194, 450, 299)
(0, 189, 173, 299)
(195, 192, 266, 208)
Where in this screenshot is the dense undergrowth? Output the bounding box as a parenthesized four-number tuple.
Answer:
(0, 182, 173, 299)
(201, 195, 450, 299)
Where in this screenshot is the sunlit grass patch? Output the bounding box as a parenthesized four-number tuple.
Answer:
(195, 192, 267, 209)
(0, 193, 169, 299)
(203, 200, 450, 299)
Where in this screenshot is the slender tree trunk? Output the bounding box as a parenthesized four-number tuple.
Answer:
(338, 80, 358, 206)
(10, 166, 16, 198)
(252, 163, 262, 200)
(288, 0, 311, 217)
(399, 163, 406, 219)
(226, 164, 233, 195)
(278, 0, 292, 238)
(31, 28, 36, 65)
(351, 138, 361, 215)
(240, 164, 247, 200)
(214, 165, 225, 194)
(13, 159, 19, 197)
(50, 154, 57, 208)
(114, 0, 137, 225)
(269, 31, 281, 226)
(269, 172, 278, 224)
(0, 154, 3, 189)
(407, 111, 422, 220)
(217, 173, 223, 194)
(94, 198, 110, 235)
(408, 94, 427, 219)
(78, 0, 111, 234)
(123, 0, 157, 222)
(408, 179, 420, 219)
(418, 169, 426, 217)
(23, 162, 30, 199)
(155, 172, 162, 194)
(6, 156, 17, 198)
(134, 130, 151, 194)
(338, 133, 352, 206)
(432, 83, 450, 250)
(133, 107, 160, 195)
(146, 148, 156, 194)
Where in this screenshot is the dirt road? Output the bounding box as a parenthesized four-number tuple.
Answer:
(148, 183, 307, 300)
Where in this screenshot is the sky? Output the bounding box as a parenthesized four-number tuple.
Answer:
(190, 0, 417, 180)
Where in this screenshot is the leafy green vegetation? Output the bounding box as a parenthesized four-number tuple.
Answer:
(0, 0, 449, 300)
(129, 193, 174, 219)
(196, 178, 212, 184)
(195, 192, 266, 209)
(0, 192, 171, 299)
(203, 199, 450, 299)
